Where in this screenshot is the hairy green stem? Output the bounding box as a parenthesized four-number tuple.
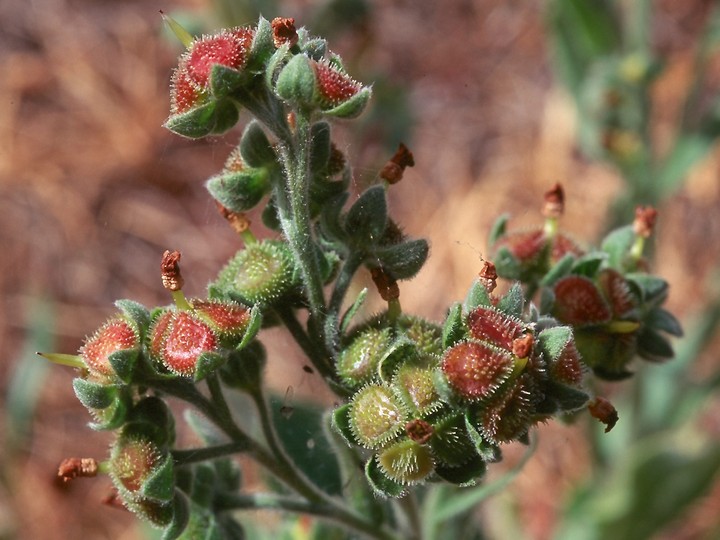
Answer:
(326, 251, 364, 351)
(172, 442, 248, 465)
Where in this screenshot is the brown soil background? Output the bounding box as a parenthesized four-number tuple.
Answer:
(1, 0, 720, 539)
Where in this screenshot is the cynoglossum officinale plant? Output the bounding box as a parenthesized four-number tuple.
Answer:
(41, 16, 681, 540)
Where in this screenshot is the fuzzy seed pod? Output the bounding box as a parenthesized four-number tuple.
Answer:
(191, 299, 251, 342)
(337, 327, 392, 386)
(376, 439, 434, 485)
(441, 341, 515, 402)
(79, 317, 140, 379)
(149, 310, 219, 377)
(392, 364, 442, 416)
(349, 384, 406, 448)
(110, 436, 163, 496)
(467, 306, 526, 351)
(429, 414, 477, 468)
(213, 240, 298, 305)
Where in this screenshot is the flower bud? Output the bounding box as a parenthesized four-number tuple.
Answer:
(110, 434, 172, 501)
(349, 384, 406, 448)
(183, 28, 255, 89)
(312, 59, 371, 118)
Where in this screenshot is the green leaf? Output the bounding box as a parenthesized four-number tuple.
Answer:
(142, 453, 175, 502)
(108, 348, 140, 384)
(545, 380, 589, 412)
(309, 121, 331, 174)
(248, 16, 274, 70)
(488, 213, 509, 246)
(463, 279, 493, 313)
(275, 54, 316, 107)
(271, 397, 342, 496)
(373, 238, 429, 280)
(497, 282, 524, 318)
(340, 288, 367, 333)
(493, 246, 521, 280)
(322, 87, 372, 119)
(160, 491, 190, 540)
(206, 168, 270, 213)
(239, 121, 276, 167)
(434, 454, 487, 486)
(115, 299, 151, 338)
(636, 326, 674, 362)
(600, 225, 635, 270)
(210, 64, 246, 99)
(220, 341, 266, 392)
(644, 307, 683, 337)
(625, 273, 669, 308)
(344, 186, 388, 247)
(541, 253, 576, 287)
(73, 378, 117, 410)
(537, 326, 573, 361)
(330, 404, 355, 446)
(442, 302, 465, 349)
(365, 456, 405, 498)
(193, 351, 227, 382)
(571, 252, 607, 278)
(164, 100, 239, 139)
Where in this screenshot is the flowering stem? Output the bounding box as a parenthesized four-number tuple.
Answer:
(172, 442, 249, 465)
(326, 251, 364, 351)
(274, 306, 334, 380)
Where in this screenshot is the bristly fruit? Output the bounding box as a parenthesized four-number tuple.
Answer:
(149, 310, 219, 378)
(336, 327, 393, 386)
(110, 435, 164, 497)
(349, 384, 407, 448)
(211, 239, 299, 306)
(376, 439, 434, 485)
(79, 316, 140, 379)
(441, 341, 515, 402)
(184, 28, 255, 89)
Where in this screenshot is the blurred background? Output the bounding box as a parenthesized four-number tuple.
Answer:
(2, 0, 720, 538)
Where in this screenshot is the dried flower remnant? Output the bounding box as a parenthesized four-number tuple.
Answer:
(380, 143, 415, 184)
(58, 457, 99, 483)
(271, 17, 298, 48)
(588, 397, 619, 432)
(371, 267, 400, 302)
(161, 250, 184, 292)
(405, 419, 434, 445)
(542, 183, 565, 219)
(633, 205, 658, 238)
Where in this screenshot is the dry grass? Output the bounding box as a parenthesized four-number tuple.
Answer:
(1, 0, 719, 538)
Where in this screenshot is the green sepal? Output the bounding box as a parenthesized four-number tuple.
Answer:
(365, 456, 405, 498)
(142, 453, 175, 503)
(601, 224, 635, 270)
(571, 252, 607, 278)
(645, 307, 683, 337)
(637, 326, 675, 362)
(206, 167, 269, 212)
(275, 54, 316, 107)
(537, 326, 573, 362)
(108, 348, 140, 384)
(344, 186, 387, 247)
(209, 64, 246, 99)
(331, 403, 355, 446)
(193, 351, 227, 382)
(127, 396, 176, 447)
(434, 454, 487, 486)
(541, 253, 575, 287)
(261, 196, 282, 231)
(164, 99, 238, 139)
(264, 43, 291, 88)
(626, 273, 669, 308)
(130, 497, 175, 529)
(239, 121, 276, 167)
(488, 213, 509, 247)
(89, 394, 130, 431)
(248, 16, 275, 70)
(322, 86, 372, 119)
(493, 246, 522, 280)
(219, 340, 266, 393)
(377, 339, 417, 384)
(160, 491, 190, 540)
(463, 279, 493, 313)
(239, 305, 262, 350)
(442, 302, 465, 349)
(340, 288, 367, 333)
(320, 192, 349, 244)
(115, 299, 151, 339)
(73, 378, 117, 410)
(464, 408, 502, 463)
(188, 463, 216, 507)
(309, 121, 331, 174)
(432, 368, 457, 406)
(497, 282, 524, 318)
(429, 413, 477, 468)
(373, 238, 429, 280)
(302, 37, 327, 61)
(544, 380, 589, 413)
(539, 287, 555, 314)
